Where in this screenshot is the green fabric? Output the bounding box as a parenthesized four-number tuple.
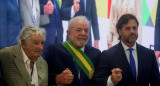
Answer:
(62, 40, 95, 79)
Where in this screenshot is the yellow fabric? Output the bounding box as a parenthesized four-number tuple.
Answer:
(66, 41, 94, 78)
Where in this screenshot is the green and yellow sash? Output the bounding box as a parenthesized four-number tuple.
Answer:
(62, 40, 95, 79)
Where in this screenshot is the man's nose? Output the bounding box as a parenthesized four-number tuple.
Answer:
(38, 43, 43, 50)
(81, 30, 86, 35)
(130, 28, 135, 33)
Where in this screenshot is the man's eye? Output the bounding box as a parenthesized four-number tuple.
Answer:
(77, 30, 81, 32)
(41, 42, 44, 45)
(125, 27, 130, 30)
(133, 27, 138, 30)
(85, 30, 88, 33)
(34, 42, 39, 44)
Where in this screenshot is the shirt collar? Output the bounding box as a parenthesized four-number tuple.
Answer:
(81, 46, 85, 52)
(121, 41, 137, 51)
(21, 47, 37, 64)
(21, 47, 30, 64)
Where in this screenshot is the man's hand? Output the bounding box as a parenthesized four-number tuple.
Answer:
(56, 68, 74, 85)
(155, 51, 160, 65)
(108, 44, 112, 49)
(44, 0, 54, 15)
(94, 40, 99, 49)
(111, 68, 122, 84)
(73, 0, 80, 13)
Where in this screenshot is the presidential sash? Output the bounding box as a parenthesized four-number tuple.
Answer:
(62, 40, 95, 79)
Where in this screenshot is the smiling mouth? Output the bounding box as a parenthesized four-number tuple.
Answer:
(79, 38, 86, 40)
(35, 50, 42, 53)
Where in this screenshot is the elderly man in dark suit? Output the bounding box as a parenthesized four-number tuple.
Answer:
(93, 14, 160, 86)
(61, 0, 100, 48)
(0, 26, 48, 86)
(44, 16, 101, 86)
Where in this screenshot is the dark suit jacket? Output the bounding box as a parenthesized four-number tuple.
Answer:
(0, 0, 21, 49)
(155, 0, 160, 51)
(61, 0, 100, 45)
(44, 43, 101, 86)
(93, 42, 160, 86)
(40, 0, 63, 53)
(0, 45, 48, 86)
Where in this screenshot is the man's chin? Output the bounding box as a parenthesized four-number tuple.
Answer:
(128, 40, 136, 44)
(76, 43, 85, 48)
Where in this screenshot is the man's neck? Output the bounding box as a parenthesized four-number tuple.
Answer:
(121, 40, 135, 48)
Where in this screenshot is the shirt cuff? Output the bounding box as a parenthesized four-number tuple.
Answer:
(71, 6, 76, 18)
(107, 75, 115, 86)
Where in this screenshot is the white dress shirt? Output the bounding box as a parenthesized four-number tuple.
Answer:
(21, 48, 39, 86)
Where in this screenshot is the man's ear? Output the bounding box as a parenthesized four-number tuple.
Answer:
(21, 40, 25, 46)
(118, 29, 122, 35)
(67, 30, 71, 38)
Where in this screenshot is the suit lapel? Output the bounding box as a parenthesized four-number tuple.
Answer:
(64, 44, 84, 82)
(136, 44, 143, 82)
(117, 42, 134, 77)
(36, 58, 44, 83)
(13, 45, 30, 86)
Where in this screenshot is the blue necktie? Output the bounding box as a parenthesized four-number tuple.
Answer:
(128, 48, 136, 80)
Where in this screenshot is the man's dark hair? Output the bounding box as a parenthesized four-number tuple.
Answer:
(116, 14, 139, 40)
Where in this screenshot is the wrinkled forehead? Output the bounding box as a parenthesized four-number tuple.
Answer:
(72, 19, 89, 27)
(29, 34, 44, 41)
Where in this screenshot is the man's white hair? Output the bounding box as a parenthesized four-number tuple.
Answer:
(68, 16, 89, 30)
(18, 26, 46, 45)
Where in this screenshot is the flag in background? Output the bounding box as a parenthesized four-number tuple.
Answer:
(107, 0, 111, 19)
(142, 0, 158, 27)
(155, 0, 160, 25)
(96, 0, 111, 19)
(57, 0, 62, 8)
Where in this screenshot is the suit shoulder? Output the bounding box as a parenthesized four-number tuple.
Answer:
(0, 45, 17, 55)
(102, 45, 118, 54)
(37, 56, 48, 68)
(47, 43, 63, 50)
(43, 43, 67, 58)
(137, 44, 154, 53)
(38, 56, 47, 63)
(85, 45, 101, 54)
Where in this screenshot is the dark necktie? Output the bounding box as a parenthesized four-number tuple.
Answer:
(74, 61, 81, 79)
(128, 48, 136, 80)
